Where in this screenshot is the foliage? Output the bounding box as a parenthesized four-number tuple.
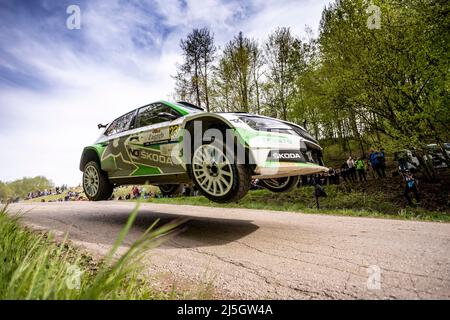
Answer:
(0, 204, 182, 299)
(174, 28, 216, 111)
(313, 0, 450, 153)
(173, 1, 449, 157)
(0, 176, 54, 201)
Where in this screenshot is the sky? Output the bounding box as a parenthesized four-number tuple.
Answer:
(0, 0, 331, 186)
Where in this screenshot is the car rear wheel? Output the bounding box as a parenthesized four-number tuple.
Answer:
(190, 143, 252, 203)
(83, 161, 113, 201)
(260, 176, 300, 193)
(159, 184, 184, 196)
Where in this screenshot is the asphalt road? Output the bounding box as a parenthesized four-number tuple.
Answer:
(8, 201, 450, 299)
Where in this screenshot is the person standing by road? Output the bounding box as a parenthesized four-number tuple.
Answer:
(355, 157, 367, 182)
(402, 171, 420, 205)
(369, 149, 386, 178)
(347, 156, 357, 182)
(395, 150, 409, 172)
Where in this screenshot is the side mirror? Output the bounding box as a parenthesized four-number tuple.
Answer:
(98, 123, 108, 129)
(157, 112, 177, 121)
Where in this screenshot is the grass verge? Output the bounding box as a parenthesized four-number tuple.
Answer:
(150, 186, 449, 222)
(0, 204, 198, 299)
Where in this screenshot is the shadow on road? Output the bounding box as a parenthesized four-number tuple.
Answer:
(80, 208, 259, 249)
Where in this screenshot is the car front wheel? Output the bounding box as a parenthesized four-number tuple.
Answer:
(189, 143, 252, 203)
(83, 161, 114, 201)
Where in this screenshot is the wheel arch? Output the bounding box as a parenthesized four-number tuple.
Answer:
(79, 146, 103, 171)
(182, 114, 234, 135)
(181, 115, 256, 176)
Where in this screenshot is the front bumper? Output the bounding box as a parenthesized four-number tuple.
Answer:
(249, 146, 328, 179)
(253, 161, 329, 179)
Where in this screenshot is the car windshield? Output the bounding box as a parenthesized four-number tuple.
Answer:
(174, 103, 202, 114)
(240, 116, 292, 130)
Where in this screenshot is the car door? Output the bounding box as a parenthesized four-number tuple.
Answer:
(100, 110, 139, 178)
(125, 103, 185, 176)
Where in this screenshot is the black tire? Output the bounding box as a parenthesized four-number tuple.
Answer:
(82, 161, 114, 201)
(159, 184, 184, 196)
(260, 176, 300, 193)
(188, 141, 252, 203)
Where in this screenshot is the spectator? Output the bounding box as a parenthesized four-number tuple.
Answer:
(132, 186, 141, 199)
(402, 171, 420, 205)
(334, 169, 341, 184)
(327, 168, 337, 185)
(395, 151, 409, 172)
(369, 149, 386, 178)
(347, 156, 357, 181)
(340, 162, 350, 183)
(355, 157, 367, 182)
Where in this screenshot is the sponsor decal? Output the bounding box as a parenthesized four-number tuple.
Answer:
(129, 148, 173, 165)
(268, 150, 305, 162)
(148, 129, 165, 141)
(141, 150, 173, 165)
(169, 125, 179, 138)
(143, 127, 171, 142)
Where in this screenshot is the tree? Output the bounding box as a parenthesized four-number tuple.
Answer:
(318, 0, 450, 149)
(173, 1, 449, 167)
(0, 176, 54, 201)
(265, 27, 305, 120)
(222, 32, 258, 113)
(249, 42, 264, 114)
(0, 181, 12, 201)
(212, 57, 234, 112)
(175, 28, 216, 111)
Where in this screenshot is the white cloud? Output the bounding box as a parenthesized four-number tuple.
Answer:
(243, 0, 330, 40)
(0, 0, 331, 186)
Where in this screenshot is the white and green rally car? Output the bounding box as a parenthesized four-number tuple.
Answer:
(79, 101, 328, 203)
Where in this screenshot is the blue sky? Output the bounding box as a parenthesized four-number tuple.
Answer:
(0, 0, 331, 186)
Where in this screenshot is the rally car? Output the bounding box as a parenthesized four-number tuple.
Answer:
(79, 101, 328, 203)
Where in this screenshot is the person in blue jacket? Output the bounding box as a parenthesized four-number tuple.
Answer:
(369, 149, 386, 178)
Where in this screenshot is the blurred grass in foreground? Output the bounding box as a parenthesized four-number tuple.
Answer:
(0, 204, 200, 299)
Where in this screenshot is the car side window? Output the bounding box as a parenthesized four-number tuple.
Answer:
(105, 111, 135, 136)
(135, 103, 181, 128)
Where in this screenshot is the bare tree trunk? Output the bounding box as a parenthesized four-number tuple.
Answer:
(203, 60, 210, 112)
(194, 61, 201, 107)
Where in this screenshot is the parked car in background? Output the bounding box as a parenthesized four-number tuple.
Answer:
(426, 144, 449, 169)
(394, 149, 420, 172)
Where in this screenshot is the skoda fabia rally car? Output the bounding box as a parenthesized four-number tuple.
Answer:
(80, 101, 328, 203)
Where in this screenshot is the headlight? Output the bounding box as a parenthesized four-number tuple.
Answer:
(239, 116, 318, 144)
